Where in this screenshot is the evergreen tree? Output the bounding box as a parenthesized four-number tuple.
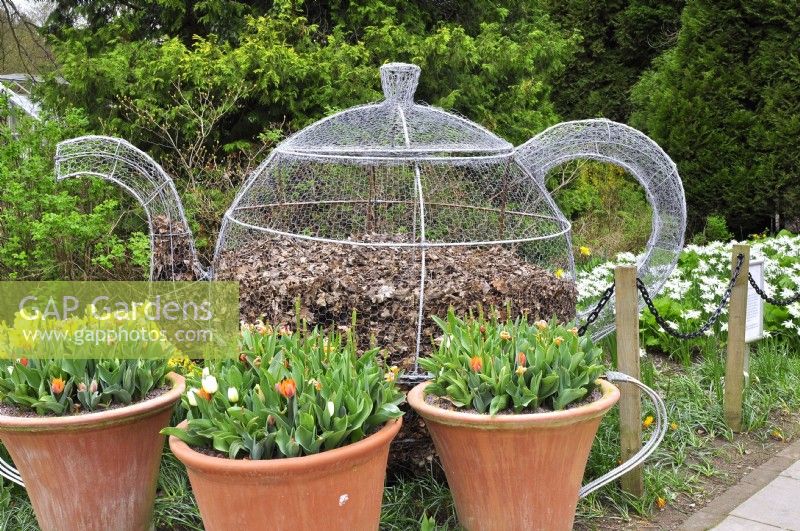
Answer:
(546, 0, 683, 121)
(631, 0, 800, 235)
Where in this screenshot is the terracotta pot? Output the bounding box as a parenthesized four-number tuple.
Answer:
(0, 372, 185, 531)
(169, 417, 402, 530)
(408, 379, 620, 531)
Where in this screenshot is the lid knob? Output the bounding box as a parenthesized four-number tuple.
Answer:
(380, 63, 420, 105)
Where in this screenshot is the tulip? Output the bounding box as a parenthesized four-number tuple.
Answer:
(187, 388, 199, 407)
(515, 366, 527, 376)
(89, 379, 98, 393)
(275, 378, 296, 398)
(327, 400, 335, 417)
(469, 356, 482, 372)
(77, 382, 87, 392)
(50, 377, 65, 394)
(18, 358, 28, 367)
(254, 384, 265, 402)
(517, 352, 526, 366)
(553, 336, 564, 346)
(535, 320, 548, 331)
(384, 371, 396, 383)
(201, 374, 218, 395)
(202, 367, 210, 378)
(227, 387, 239, 403)
(499, 330, 511, 341)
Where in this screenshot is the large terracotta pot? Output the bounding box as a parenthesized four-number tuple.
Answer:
(0, 372, 185, 531)
(408, 379, 620, 531)
(169, 416, 402, 530)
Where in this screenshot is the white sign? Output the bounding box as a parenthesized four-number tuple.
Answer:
(746, 259, 765, 343)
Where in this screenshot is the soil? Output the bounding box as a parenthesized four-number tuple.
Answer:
(424, 386, 604, 414)
(0, 385, 170, 418)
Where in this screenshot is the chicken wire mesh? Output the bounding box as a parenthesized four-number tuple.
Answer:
(53, 62, 686, 378)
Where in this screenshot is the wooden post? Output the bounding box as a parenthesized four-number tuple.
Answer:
(724, 244, 750, 432)
(615, 265, 643, 496)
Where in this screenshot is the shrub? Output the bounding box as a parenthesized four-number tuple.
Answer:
(420, 310, 605, 415)
(162, 322, 404, 459)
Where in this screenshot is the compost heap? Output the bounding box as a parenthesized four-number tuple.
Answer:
(217, 235, 577, 368)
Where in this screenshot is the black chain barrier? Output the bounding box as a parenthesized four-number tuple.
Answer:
(748, 273, 800, 306)
(638, 253, 744, 340)
(577, 284, 615, 337)
(578, 252, 800, 339)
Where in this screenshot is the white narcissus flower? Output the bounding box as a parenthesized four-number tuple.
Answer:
(187, 388, 199, 407)
(227, 387, 239, 403)
(201, 374, 218, 394)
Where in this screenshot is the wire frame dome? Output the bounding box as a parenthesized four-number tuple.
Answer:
(53, 63, 686, 379)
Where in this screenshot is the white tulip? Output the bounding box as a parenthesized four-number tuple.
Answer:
(227, 387, 239, 403)
(187, 388, 199, 407)
(327, 400, 335, 417)
(201, 374, 218, 394)
(202, 367, 210, 378)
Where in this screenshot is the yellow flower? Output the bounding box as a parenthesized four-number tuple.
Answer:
(642, 416, 654, 429)
(515, 366, 526, 376)
(389, 365, 400, 375)
(384, 371, 396, 383)
(771, 429, 784, 441)
(499, 330, 512, 341)
(656, 497, 667, 510)
(579, 246, 591, 257)
(553, 336, 564, 347)
(670, 422, 678, 431)
(569, 327, 579, 336)
(554, 268, 565, 279)
(534, 320, 548, 331)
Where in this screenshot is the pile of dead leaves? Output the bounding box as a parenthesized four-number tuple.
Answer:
(217, 234, 577, 370)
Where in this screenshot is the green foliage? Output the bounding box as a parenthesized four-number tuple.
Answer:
(0, 105, 149, 280)
(548, 162, 652, 260)
(163, 322, 404, 459)
(691, 214, 734, 245)
(631, 0, 800, 235)
(0, 358, 169, 415)
(420, 310, 605, 414)
(546, 0, 684, 121)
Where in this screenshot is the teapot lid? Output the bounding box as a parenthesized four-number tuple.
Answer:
(276, 63, 513, 158)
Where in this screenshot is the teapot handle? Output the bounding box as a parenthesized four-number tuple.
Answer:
(514, 119, 686, 339)
(55, 136, 206, 280)
(0, 456, 23, 487)
(580, 371, 667, 498)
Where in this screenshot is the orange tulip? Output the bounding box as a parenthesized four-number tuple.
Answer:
(517, 352, 526, 366)
(469, 356, 483, 372)
(197, 388, 213, 401)
(18, 358, 28, 367)
(276, 378, 297, 398)
(50, 377, 65, 395)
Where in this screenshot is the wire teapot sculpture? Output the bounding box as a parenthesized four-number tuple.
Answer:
(54, 63, 686, 379)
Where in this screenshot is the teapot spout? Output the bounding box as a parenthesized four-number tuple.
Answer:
(55, 136, 207, 281)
